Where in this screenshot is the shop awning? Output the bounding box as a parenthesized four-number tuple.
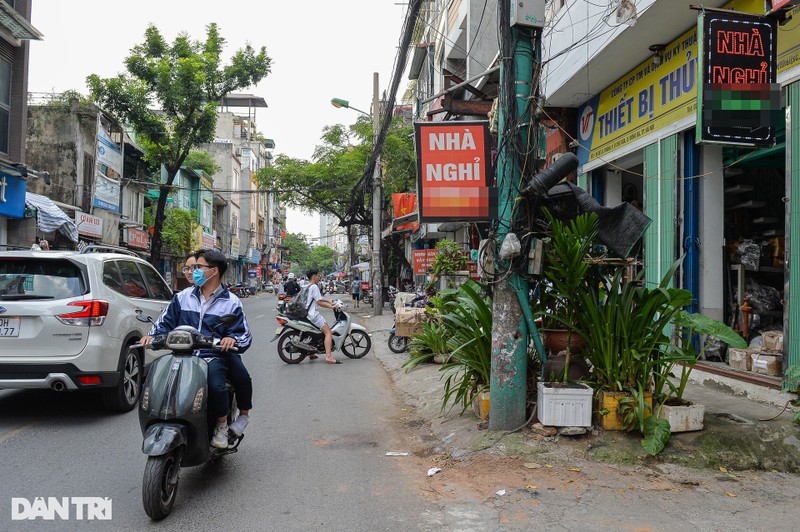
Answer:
(25, 192, 79, 242)
(351, 262, 369, 272)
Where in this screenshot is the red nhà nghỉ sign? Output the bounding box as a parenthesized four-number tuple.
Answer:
(415, 121, 496, 222)
(697, 11, 779, 146)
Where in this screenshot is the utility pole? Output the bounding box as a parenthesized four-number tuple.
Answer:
(489, 12, 539, 430)
(371, 72, 383, 315)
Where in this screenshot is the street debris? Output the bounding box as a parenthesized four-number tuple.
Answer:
(523, 462, 542, 469)
(496, 489, 506, 496)
(427, 467, 442, 477)
(531, 423, 558, 437)
(385, 451, 410, 456)
(558, 426, 587, 436)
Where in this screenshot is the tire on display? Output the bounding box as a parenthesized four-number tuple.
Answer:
(142, 451, 180, 520)
(342, 330, 371, 359)
(102, 343, 142, 412)
(277, 330, 307, 364)
(387, 334, 409, 353)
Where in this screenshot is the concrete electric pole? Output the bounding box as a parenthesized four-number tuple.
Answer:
(371, 72, 383, 316)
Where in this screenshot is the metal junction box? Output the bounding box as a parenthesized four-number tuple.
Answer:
(510, 0, 545, 29)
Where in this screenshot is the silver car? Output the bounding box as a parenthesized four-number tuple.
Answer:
(0, 246, 172, 412)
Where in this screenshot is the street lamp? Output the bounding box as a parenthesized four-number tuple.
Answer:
(330, 98, 371, 118)
(330, 73, 383, 316)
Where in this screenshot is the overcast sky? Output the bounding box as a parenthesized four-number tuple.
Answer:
(27, 0, 408, 239)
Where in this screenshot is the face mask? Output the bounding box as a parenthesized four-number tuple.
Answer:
(193, 268, 208, 287)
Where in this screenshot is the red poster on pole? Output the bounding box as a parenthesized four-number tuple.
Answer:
(412, 249, 438, 275)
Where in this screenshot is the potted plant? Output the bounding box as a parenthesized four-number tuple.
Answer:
(652, 311, 747, 433)
(536, 210, 600, 382)
(430, 239, 469, 290)
(569, 258, 696, 454)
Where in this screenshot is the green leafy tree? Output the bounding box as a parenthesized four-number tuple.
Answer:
(183, 150, 221, 176)
(87, 23, 271, 267)
(258, 116, 414, 273)
(306, 246, 336, 273)
(283, 232, 311, 271)
(161, 208, 198, 258)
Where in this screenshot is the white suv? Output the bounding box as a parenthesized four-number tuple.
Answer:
(0, 246, 172, 412)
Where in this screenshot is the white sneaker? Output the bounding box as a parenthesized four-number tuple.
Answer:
(229, 414, 249, 437)
(211, 423, 228, 448)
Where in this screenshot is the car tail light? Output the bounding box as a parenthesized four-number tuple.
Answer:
(56, 300, 109, 326)
(78, 375, 102, 385)
(276, 317, 287, 325)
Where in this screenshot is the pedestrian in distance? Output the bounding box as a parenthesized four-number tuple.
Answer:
(351, 275, 361, 308)
(306, 268, 340, 364)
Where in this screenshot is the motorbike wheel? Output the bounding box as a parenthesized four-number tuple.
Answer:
(390, 301, 396, 314)
(341, 330, 372, 359)
(387, 334, 409, 353)
(142, 450, 180, 520)
(277, 330, 308, 364)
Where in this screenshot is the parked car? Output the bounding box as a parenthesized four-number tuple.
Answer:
(0, 245, 173, 412)
(263, 281, 275, 293)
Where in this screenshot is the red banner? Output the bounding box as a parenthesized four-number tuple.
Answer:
(125, 228, 150, 250)
(415, 121, 495, 222)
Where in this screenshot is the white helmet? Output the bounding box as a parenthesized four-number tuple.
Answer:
(287, 272, 295, 280)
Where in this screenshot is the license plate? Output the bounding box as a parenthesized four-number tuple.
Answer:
(0, 317, 20, 337)
(274, 326, 283, 336)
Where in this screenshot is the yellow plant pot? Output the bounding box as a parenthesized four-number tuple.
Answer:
(472, 390, 490, 421)
(595, 390, 652, 431)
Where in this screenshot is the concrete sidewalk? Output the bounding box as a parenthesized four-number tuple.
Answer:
(354, 306, 800, 473)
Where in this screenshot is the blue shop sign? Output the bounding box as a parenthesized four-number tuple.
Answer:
(0, 172, 27, 219)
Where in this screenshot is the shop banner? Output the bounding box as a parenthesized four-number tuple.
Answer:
(124, 228, 149, 249)
(697, 11, 779, 146)
(392, 193, 419, 232)
(412, 249, 438, 275)
(94, 127, 122, 213)
(202, 231, 216, 249)
(415, 121, 496, 222)
(75, 212, 103, 238)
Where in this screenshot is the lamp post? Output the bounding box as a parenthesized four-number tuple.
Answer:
(331, 72, 383, 316)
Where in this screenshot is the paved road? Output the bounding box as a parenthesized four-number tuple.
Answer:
(0, 292, 444, 531)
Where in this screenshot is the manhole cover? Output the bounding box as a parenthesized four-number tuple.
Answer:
(712, 412, 754, 425)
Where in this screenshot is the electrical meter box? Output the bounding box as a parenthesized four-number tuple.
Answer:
(510, 0, 546, 28)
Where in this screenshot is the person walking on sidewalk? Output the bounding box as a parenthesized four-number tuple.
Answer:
(351, 275, 361, 308)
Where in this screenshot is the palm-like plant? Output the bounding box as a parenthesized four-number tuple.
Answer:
(438, 280, 493, 414)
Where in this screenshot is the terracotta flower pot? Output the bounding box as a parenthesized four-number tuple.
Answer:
(541, 329, 587, 353)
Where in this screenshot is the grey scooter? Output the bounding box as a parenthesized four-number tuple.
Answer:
(135, 313, 242, 520)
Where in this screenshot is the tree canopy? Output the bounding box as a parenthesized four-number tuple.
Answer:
(183, 150, 221, 176)
(87, 23, 271, 267)
(283, 232, 311, 272)
(306, 246, 337, 273)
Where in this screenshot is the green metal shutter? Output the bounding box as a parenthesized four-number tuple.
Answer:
(643, 143, 660, 286)
(659, 135, 678, 288)
(643, 136, 678, 287)
(577, 172, 589, 191)
(787, 83, 800, 389)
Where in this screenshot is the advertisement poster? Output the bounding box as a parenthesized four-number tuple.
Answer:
(94, 127, 122, 213)
(412, 249, 438, 275)
(414, 121, 495, 222)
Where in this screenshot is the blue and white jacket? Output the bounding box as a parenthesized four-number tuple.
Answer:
(149, 284, 252, 357)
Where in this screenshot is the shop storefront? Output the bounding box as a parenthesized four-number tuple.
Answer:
(572, 1, 800, 389)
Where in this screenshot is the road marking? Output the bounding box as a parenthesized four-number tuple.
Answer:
(255, 314, 265, 319)
(0, 422, 35, 444)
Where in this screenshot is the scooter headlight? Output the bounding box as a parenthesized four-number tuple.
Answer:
(166, 330, 194, 351)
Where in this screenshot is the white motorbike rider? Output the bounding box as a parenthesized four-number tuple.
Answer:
(305, 268, 341, 365)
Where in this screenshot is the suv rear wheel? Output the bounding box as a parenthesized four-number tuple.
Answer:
(102, 342, 142, 412)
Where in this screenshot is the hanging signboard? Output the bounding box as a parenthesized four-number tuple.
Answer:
(412, 249, 438, 275)
(696, 11, 779, 146)
(415, 121, 496, 222)
(94, 127, 122, 213)
(124, 228, 150, 249)
(75, 212, 103, 239)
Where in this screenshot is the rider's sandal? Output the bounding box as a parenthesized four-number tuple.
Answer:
(325, 359, 342, 364)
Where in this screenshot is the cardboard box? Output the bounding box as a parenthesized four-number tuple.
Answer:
(751, 352, 782, 376)
(728, 347, 752, 371)
(762, 331, 784, 352)
(395, 307, 426, 337)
